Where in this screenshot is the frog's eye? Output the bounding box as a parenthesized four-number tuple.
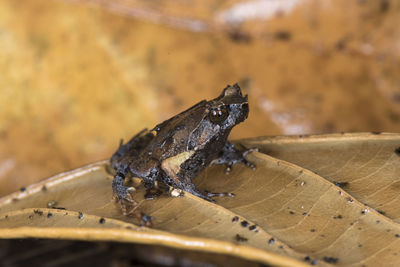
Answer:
(209, 106, 229, 124)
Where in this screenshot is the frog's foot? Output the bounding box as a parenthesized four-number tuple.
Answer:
(113, 186, 137, 215)
(189, 188, 235, 203)
(212, 142, 258, 174)
(113, 197, 153, 227)
(204, 190, 235, 198)
(112, 171, 136, 214)
(136, 211, 153, 227)
(239, 147, 258, 170)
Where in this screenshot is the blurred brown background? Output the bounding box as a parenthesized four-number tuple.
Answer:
(0, 0, 399, 196)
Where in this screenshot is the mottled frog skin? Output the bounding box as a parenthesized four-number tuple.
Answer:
(110, 84, 256, 215)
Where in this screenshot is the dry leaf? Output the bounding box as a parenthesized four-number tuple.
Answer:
(2, 0, 400, 196)
(242, 133, 400, 221)
(1, 133, 400, 266)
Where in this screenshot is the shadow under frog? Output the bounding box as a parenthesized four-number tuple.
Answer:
(110, 84, 257, 222)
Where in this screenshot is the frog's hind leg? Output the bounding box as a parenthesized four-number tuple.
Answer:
(110, 129, 153, 168)
(112, 169, 137, 215)
(211, 142, 258, 174)
(112, 170, 154, 226)
(184, 184, 235, 203)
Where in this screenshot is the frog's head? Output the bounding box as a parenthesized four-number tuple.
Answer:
(186, 84, 249, 150)
(208, 83, 249, 130)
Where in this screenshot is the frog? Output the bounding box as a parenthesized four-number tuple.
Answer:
(110, 83, 257, 217)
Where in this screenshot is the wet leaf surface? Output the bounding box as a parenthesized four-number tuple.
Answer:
(2, 133, 400, 266)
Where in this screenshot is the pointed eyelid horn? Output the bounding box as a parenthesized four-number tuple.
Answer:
(222, 83, 243, 97)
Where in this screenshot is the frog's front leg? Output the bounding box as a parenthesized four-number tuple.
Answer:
(211, 142, 258, 174)
(112, 169, 154, 226)
(112, 168, 137, 215)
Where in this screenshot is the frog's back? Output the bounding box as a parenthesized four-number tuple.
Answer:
(147, 100, 208, 160)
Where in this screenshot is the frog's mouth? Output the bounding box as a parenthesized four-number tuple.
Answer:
(241, 102, 249, 116)
(227, 100, 249, 125)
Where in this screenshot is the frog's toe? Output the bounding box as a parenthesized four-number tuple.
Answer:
(205, 191, 235, 198)
(242, 148, 258, 169)
(224, 164, 232, 175)
(244, 159, 256, 170)
(113, 186, 138, 215)
(120, 206, 153, 227)
(188, 189, 216, 203)
(113, 187, 135, 202)
(242, 147, 259, 157)
(214, 145, 258, 173)
(204, 196, 216, 203)
(119, 197, 139, 216)
(136, 212, 154, 227)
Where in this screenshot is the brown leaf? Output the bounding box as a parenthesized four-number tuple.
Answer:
(2, 133, 400, 266)
(242, 133, 400, 221)
(2, 0, 400, 196)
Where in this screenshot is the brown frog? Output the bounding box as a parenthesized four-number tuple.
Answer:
(110, 84, 256, 218)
